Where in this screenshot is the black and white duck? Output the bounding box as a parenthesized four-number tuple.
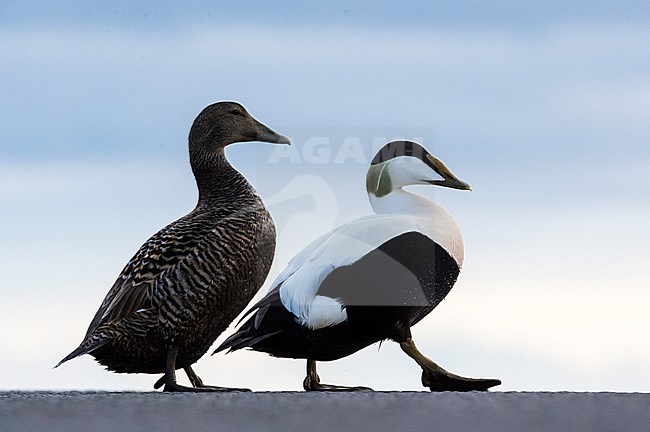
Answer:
(216, 140, 500, 392)
(56, 102, 290, 392)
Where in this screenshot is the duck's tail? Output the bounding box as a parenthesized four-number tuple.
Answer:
(54, 337, 109, 368)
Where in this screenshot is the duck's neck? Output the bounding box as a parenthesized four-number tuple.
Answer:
(369, 188, 440, 216)
(190, 148, 256, 207)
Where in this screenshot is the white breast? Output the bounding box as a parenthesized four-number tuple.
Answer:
(368, 188, 465, 266)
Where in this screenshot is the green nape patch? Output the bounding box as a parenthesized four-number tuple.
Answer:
(366, 162, 392, 198)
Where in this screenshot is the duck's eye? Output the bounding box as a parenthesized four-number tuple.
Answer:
(230, 109, 243, 116)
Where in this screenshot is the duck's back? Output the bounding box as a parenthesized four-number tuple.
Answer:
(84, 191, 276, 373)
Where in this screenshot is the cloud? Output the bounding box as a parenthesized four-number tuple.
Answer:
(2, 22, 650, 159)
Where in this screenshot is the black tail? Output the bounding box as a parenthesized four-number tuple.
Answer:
(214, 327, 280, 354)
(213, 286, 290, 355)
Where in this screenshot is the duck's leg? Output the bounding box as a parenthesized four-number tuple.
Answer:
(158, 345, 199, 392)
(155, 346, 249, 392)
(184, 366, 251, 392)
(399, 338, 501, 392)
(303, 359, 372, 392)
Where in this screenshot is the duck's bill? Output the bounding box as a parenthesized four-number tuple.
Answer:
(252, 121, 291, 145)
(425, 154, 472, 191)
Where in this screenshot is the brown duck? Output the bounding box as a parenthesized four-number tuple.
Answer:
(56, 102, 289, 392)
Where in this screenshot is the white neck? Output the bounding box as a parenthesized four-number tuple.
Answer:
(369, 188, 438, 215)
(368, 188, 465, 267)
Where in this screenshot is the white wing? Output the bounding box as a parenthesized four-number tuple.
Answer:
(276, 213, 457, 329)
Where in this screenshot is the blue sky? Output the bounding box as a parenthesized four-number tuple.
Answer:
(1, 1, 649, 391)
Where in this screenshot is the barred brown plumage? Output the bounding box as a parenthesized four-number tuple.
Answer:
(56, 102, 290, 392)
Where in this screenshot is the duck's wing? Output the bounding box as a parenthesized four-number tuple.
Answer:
(276, 214, 425, 328)
(82, 214, 214, 341)
(57, 205, 273, 367)
(54, 214, 214, 367)
(215, 214, 430, 354)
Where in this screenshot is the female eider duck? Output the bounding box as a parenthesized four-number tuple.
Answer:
(56, 102, 290, 392)
(216, 141, 500, 391)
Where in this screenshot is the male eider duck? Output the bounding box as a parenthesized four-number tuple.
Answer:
(56, 102, 290, 392)
(216, 140, 500, 391)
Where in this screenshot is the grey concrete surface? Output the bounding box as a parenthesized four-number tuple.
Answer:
(1, 391, 648, 432)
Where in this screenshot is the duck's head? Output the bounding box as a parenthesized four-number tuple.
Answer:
(366, 140, 471, 197)
(189, 101, 290, 151)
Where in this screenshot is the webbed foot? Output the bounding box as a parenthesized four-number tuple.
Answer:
(303, 359, 372, 392)
(154, 347, 252, 392)
(185, 366, 251, 392)
(400, 339, 501, 392)
(303, 372, 373, 392)
(421, 366, 501, 392)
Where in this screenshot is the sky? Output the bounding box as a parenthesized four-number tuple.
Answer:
(1, 1, 649, 392)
